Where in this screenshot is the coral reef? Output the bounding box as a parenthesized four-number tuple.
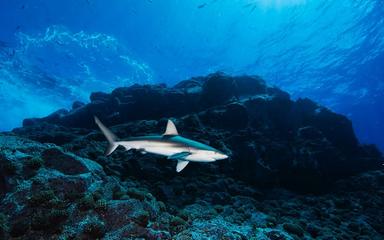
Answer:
(1, 73, 383, 239)
(18, 72, 382, 191)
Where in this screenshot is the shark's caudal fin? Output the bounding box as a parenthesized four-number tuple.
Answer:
(94, 116, 119, 156)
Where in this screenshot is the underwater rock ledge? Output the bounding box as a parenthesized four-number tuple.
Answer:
(1, 72, 384, 239)
(17, 72, 383, 191)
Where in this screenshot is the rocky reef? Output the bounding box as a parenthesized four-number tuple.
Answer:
(1, 72, 383, 239)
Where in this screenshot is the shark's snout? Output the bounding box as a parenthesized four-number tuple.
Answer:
(215, 152, 229, 160)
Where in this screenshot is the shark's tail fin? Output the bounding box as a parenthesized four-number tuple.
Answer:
(94, 116, 119, 156)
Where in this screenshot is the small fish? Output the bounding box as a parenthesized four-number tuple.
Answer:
(243, 3, 258, 13)
(198, 0, 219, 9)
(55, 40, 64, 46)
(198, 3, 207, 9)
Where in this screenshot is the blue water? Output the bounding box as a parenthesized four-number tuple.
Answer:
(0, 0, 383, 151)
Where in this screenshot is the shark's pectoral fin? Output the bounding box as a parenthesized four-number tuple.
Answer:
(168, 152, 190, 160)
(176, 160, 189, 172)
(170, 152, 191, 172)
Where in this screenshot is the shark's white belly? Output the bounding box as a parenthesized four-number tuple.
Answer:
(184, 151, 216, 162)
(121, 140, 188, 157)
(119, 140, 219, 163)
(145, 146, 186, 156)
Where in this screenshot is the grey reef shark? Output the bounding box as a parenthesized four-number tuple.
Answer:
(94, 117, 228, 172)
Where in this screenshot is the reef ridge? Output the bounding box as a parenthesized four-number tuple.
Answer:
(1, 72, 383, 239)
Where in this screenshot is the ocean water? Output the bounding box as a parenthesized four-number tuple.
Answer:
(0, 0, 383, 150)
(1, 1, 384, 239)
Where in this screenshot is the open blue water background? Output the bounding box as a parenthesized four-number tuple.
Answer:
(0, 0, 383, 151)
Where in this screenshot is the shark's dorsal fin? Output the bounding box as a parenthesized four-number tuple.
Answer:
(176, 160, 189, 172)
(163, 120, 178, 135)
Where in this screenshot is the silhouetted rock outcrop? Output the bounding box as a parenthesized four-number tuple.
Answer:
(2, 73, 384, 239)
(17, 72, 383, 191)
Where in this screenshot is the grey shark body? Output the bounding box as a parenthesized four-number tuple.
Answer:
(94, 117, 228, 172)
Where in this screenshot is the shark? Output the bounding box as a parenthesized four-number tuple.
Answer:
(94, 116, 228, 172)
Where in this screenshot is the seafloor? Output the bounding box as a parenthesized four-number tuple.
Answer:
(0, 73, 383, 239)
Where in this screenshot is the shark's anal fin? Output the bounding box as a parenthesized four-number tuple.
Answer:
(168, 152, 190, 160)
(176, 160, 189, 172)
(163, 120, 178, 135)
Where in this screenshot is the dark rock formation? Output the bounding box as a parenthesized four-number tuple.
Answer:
(18, 72, 383, 191)
(1, 73, 384, 239)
